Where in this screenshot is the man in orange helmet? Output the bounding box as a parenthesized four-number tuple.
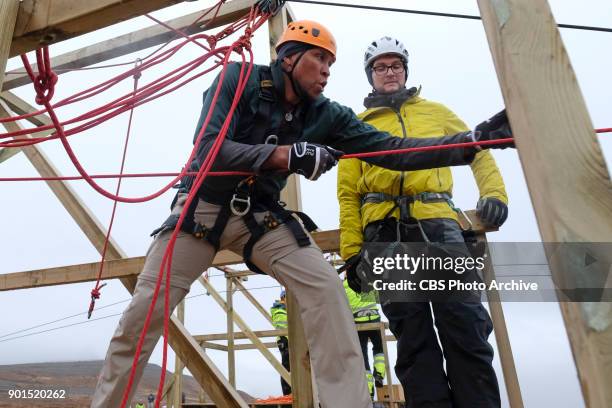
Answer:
(92, 14, 514, 408)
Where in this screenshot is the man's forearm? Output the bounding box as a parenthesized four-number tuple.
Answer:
(262, 145, 290, 170)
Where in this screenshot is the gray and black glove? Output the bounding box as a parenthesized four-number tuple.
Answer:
(477, 197, 509, 227)
(256, 0, 286, 15)
(471, 109, 514, 149)
(343, 254, 364, 293)
(288, 142, 344, 180)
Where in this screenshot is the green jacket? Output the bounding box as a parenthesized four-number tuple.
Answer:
(343, 280, 380, 323)
(271, 300, 288, 338)
(186, 61, 480, 203)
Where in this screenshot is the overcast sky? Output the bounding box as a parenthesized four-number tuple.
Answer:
(1, 0, 611, 406)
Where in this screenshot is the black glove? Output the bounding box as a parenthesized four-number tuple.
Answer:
(472, 109, 514, 149)
(288, 142, 344, 180)
(477, 197, 509, 227)
(256, 0, 286, 15)
(343, 254, 364, 293)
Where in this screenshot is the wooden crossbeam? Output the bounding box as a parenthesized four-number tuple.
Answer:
(0, 230, 342, 291)
(3, 0, 254, 91)
(477, 1, 612, 406)
(0, 1, 19, 89)
(12, 0, 212, 57)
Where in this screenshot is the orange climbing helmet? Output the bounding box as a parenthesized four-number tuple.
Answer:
(276, 20, 337, 57)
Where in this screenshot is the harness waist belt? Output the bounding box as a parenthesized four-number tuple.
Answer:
(361, 191, 452, 206)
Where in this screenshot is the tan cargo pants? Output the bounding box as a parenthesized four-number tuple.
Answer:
(91, 196, 372, 408)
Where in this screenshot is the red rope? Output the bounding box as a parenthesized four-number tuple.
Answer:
(14, 6, 267, 407)
(119, 9, 265, 408)
(88, 60, 142, 319)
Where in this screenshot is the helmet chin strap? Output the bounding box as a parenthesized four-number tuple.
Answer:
(283, 51, 310, 102)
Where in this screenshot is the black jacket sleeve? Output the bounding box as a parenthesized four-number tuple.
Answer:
(327, 102, 476, 171)
(191, 63, 276, 173)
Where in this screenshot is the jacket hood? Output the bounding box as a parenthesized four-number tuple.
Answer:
(363, 86, 421, 111)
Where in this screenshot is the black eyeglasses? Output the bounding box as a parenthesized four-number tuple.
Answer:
(371, 62, 405, 76)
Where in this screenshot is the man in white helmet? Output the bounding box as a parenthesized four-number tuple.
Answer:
(338, 37, 505, 407)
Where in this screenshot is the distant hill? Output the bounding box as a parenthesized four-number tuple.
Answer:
(0, 360, 254, 407)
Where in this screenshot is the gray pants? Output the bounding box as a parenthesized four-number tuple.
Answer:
(91, 197, 372, 408)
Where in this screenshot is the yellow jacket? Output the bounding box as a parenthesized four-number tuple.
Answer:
(338, 90, 507, 260)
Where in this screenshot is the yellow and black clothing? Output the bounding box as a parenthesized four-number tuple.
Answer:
(271, 300, 291, 395)
(338, 87, 507, 261)
(338, 87, 504, 408)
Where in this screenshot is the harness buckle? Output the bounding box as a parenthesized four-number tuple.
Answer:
(265, 134, 278, 145)
(230, 194, 251, 216)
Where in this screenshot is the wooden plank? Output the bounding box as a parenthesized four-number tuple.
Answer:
(0, 248, 244, 291)
(199, 341, 229, 352)
(477, 1, 612, 406)
(4, 0, 254, 90)
(233, 342, 277, 351)
(0, 257, 144, 291)
(0, 0, 19, 90)
(173, 300, 186, 408)
(195, 329, 288, 342)
(199, 277, 292, 384)
(227, 277, 236, 387)
(12, 0, 199, 57)
(286, 290, 314, 408)
(479, 235, 523, 408)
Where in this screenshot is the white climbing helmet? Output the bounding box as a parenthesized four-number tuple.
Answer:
(364, 36, 409, 85)
(363, 36, 409, 68)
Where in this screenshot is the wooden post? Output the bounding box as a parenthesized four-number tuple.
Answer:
(286, 291, 315, 408)
(477, 1, 612, 406)
(173, 300, 185, 408)
(378, 322, 394, 404)
(480, 236, 524, 408)
(0, 0, 19, 92)
(227, 276, 236, 387)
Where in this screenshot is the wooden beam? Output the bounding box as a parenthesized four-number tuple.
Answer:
(227, 277, 236, 387)
(233, 341, 277, 351)
(12, 0, 185, 57)
(477, 1, 612, 406)
(286, 290, 314, 407)
(0, 257, 144, 291)
(199, 277, 292, 384)
(3, 0, 254, 90)
(480, 236, 523, 408)
(193, 323, 389, 342)
(0, 1, 19, 91)
(195, 329, 288, 342)
(199, 341, 229, 352)
(173, 300, 185, 408)
(0, 229, 334, 291)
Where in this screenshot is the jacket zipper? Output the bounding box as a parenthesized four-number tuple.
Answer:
(395, 109, 408, 197)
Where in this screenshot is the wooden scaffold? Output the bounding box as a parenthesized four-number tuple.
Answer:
(1, 1, 611, 407)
